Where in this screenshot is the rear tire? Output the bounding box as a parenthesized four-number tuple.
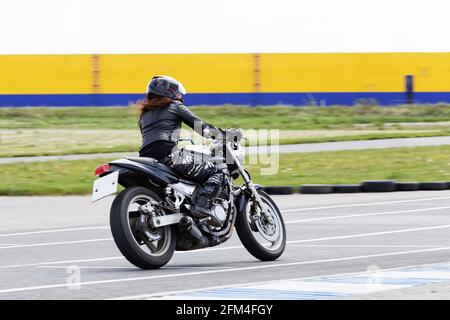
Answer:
(235, 190, 286, 261)
(110, 186, 176, 269)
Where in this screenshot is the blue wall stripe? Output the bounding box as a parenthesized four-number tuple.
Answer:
(1, 92, 450, 107)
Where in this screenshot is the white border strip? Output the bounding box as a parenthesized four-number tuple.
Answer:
(110, 260, 450, 300)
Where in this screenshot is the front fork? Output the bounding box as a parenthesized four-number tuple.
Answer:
(226, 144, 274, 224)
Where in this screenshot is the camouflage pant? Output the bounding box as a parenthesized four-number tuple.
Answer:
(161, 148, 229, 199)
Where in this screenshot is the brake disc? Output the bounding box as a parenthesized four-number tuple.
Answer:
(254, 209, 280, 242)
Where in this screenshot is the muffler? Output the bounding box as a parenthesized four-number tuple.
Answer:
(179, 216, 203, 241)
(177, 215, 231, 250)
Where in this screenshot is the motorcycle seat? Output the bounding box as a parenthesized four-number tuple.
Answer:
(126, 157, 178, 177)
(126, 157, 200, 186)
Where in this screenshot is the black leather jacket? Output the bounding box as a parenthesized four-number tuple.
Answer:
(139, 101, 213, 150)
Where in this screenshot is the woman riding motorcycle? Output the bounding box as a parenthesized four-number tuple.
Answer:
(134, 75, 230, 227)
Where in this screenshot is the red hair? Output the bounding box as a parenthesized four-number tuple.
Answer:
(133, 93, 173, 121)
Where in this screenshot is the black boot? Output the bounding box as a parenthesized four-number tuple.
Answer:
(191, 173, 225, 227)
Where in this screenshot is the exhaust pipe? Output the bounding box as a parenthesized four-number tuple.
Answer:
(178, 211, 237, 250)
(179, 216, 203, 241)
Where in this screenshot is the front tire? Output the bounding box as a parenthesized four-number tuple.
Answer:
(110, 186, 176, 269)
(235, 189, 286, 261)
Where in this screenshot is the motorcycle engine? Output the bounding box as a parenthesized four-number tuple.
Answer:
(211, 201, 228, 225)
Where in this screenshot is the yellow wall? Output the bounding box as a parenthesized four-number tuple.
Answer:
(0, 53, 449, 95)
(0, 55, 92, 94)
(99, 54, 254, 93)
(259, 53, 450, 93)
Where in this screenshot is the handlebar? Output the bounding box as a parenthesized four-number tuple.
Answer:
(203, 128, 243, 143)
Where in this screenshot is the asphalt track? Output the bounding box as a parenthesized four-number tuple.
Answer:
(1, 191, 450, 299)
(1, 136, 450, 164)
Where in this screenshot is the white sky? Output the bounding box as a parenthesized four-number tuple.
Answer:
(0, 0, 449, 54)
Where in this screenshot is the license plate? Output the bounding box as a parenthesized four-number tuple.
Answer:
(92, 171, 119, 202)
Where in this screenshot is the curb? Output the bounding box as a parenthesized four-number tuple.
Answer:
(419, 182, 448, 191)
(263, 186, 295, 195)
(333, 184, 361, 193)
(300, 185, 334, 194)
(263, 180, 450, 195)
(361, 180, 396, 193)
(395, 182, 420, 191)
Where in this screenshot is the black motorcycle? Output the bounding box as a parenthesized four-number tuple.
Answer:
(92, 129, 286, 269)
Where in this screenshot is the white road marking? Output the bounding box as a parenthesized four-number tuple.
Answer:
(0, 243, 441, 269)
(37, 265, 233, 270)
(110, 261, 450, 300)
(36, 266, 132, 270)
(1, 219, 447, 251)
(2, 224, 450, 267)
(0, 244, 250, 268)
(284, 206, 450, 224)
(0, 226, 109, 238)
(287, 224, 450, 243)
(1, 246, 450, 295)
(287, 244, 444, 248)
(1, 194, 448, 239)
(0, 256, 124, 269)
(0, 238, 113, 250)
(281, 195, 450, 213)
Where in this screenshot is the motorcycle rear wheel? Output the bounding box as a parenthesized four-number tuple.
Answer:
(110, 186, 176, 269)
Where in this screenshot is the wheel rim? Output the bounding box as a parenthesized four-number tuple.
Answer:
(245, 195, 284, 252)
(126, 194, 171, 257)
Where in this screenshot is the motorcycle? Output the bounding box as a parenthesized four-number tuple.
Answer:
(92, 128, 286, 269)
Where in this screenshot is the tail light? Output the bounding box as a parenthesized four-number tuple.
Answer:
(94, 163, 111, 176)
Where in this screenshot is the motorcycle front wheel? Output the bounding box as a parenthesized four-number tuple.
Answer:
(235, 189, 286, 261)
(110, 186, 176, 269)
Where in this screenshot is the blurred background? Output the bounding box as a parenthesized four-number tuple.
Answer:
(1, 0, 450, 195)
